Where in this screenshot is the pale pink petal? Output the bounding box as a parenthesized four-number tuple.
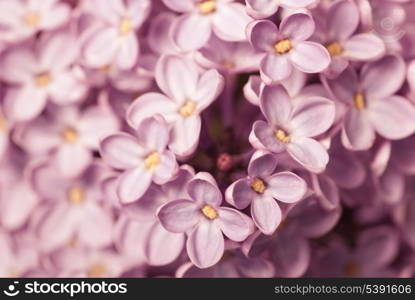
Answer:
(83, 27, 119, 68)
(100, 133, 144, 169)
(155, 55, 199, 102)
(251, 120, 285, 153)
(162, 0, 196, 12)
(115, 33, 139, 69)
(0, 47, 36, 83)
(187, 172, 222, 206)
(343, 33, 385, 61)
(127, 93, 178, 129)
(287, 137, 329, 173)
(247, 20, 278, 52)
(117, 165, 152, 204)
(290, 41, 330, 73)
(225, 179, 256, 210)
(267, 171, 306, 203)
(194, 69, 224, 111)
(368, 96, 415, 140)
(171, 13, 211, 51)
(260, 84, 292, 126)
(361, 55, 406, 100)
(248, 150, 278, 178)
(144, 222, 185, 266)
(280, 13, 315, 42)
(78, 204, 113, 248)
(4, 86, 47, 122)
(186, 220, 224, 268)
(153, 150, 178, 184)
(157, 199, 200, 233)
(136, 116, 169, 152)
(246, 0, 280, 19)
(55, 144, 92, 178)
(39, 33, 78, 71)
(327, 0, 359, 40)
(323, 66, 358, 104)
(260, 53, 292, 83)
(218, 207, 253, 242)
(170, 116, 201, 157)
(343, 109, 376, 150)
(251, 196, 281, 235)
(290, 97, 335, 138)
(212, 3, 252, 41)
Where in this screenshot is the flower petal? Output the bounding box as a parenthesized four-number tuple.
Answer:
(267, 171, 307, 203)
(251, 120, 285, 153)
(327, 0, 359, 40)
(280, 13, 315, 42)
(342, 109, 376, 151)
(260, 84, 292, 126)
(251, 195, 281, 235)
(343, 33, 385, 61)
(368, 96, 415, 140)
(171, 13, 211, 51)
(212, 3, 252, 41)
(117, 165, 152, 204)
(217, 207, 254, 242)
(290, 41, 330, 73)
(290, 97, 335, 138)
(187, 172, 222, 206)
(287, 137, 329, 173)
(225, 178, 256, 210)
(260, 53, 293, 84)
(247, 20, 279, 52)
(99, 133, 144, 169)
(157, 199, 200, 233)
(186, 220, 224, 268)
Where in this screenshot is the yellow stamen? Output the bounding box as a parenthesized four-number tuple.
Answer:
(344, 262, 359, 277)
(354, 92, 365, 110)
(68, 186, 84, 205)
(119, 18, 132, 35)
(34, 72, 51, 87)
(275, 129, 290, 143)
(326, 42, 343, 56)
(144, 152, 160, 171)
(274, 39, 292, 54)
(198, 0, 216, 15)
(179, 101, 196, 117)
(99, 64, 111, 74)
(251, 177, 266, 194)
(201, 204, 218, 220)
(62, 128, 78, 143)
(23, 12, 40, 27)
(87, 263, 107, 277)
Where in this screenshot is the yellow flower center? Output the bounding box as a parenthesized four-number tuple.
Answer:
(62, 127, 78, 143)
(179, 101, 196, 117)
(354, 92, 365, 110)
(326, 42, 343, 56)
(251, 177, 266, 194)
(144, 152, 160, 171)
(201, 204, 218, 220)
(87, 263, 107, 277)
(68, 186, 84, 205)
(23, 12, 40, 27)
(198, 0, 216, 15)
(119, 18, 132, 36)
(34, 72, 51, 87)
(274, 39, 292, 54)
(344, 262, 359, 277)
(275, 129, 290, 143)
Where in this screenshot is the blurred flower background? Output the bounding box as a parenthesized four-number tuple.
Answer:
(0, 0, 415, 277)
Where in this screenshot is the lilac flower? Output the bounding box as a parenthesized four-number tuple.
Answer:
(250, 84, 335, 173)
(81, 0, 151, 70)
(246, 0, 318, 19)
(226, 151, 307, 235)
(163, 0, 253, 51)
(157, 172, 254, 268)
(0, 0, 71, 42)
(316, 0, 385, 78)
(324, 55, 415, 151)
(116, 166, 195, 266)
(100, 116, 178, 204)
(30, 162, 115, 252)
(247, 13, 331, 84)
(16, 104, 120, 178)
(127, 55, 224, 157)
(0, 32, 87, 121)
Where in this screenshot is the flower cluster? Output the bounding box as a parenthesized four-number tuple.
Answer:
(0, 0, 414, 277)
